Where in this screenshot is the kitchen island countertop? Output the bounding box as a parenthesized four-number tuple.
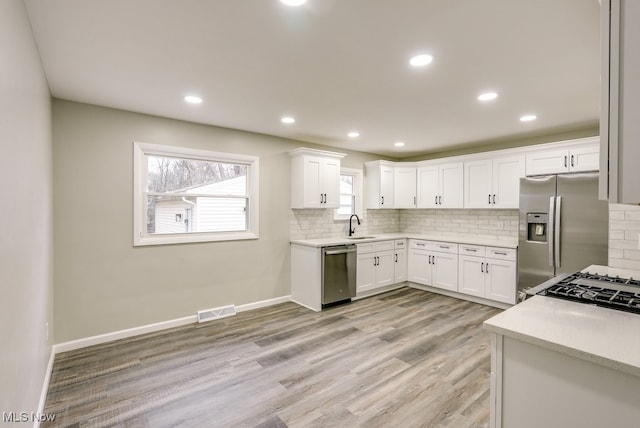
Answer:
(484, 264, 640, 377)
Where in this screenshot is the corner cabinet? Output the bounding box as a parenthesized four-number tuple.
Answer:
(600, 0, 640, 203)
(365, 161, 395, 208)
(464, 155, 525, 209)
(290, 148, 345, 209)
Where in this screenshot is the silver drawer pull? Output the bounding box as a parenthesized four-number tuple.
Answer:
(494, 251, 507, 256)
(416, 243, 426, 247)
(439, 245, 450, 249)
(465, 248, 477, 252)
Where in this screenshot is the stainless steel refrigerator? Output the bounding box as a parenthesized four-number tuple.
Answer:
(518, 173, 608, 294)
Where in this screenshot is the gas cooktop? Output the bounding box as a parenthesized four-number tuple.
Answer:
(537, 271, 640, 314)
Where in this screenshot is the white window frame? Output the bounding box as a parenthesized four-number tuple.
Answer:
(133, 142, 259, 246)
(334, 167, 363, 221)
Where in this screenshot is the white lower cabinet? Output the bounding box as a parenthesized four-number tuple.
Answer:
(407, 240, 459, 291)
(356, 241, 395, 293)
(458, 245, 516, 304)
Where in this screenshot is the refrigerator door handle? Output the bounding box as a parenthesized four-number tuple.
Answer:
(548, 196, 555, 267)
(555, 196, 562, 267)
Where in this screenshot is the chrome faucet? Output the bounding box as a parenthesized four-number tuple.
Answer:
(349, 214, 361, 236)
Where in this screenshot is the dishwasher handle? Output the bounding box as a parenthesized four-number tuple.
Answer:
(324, 248, 357, 255)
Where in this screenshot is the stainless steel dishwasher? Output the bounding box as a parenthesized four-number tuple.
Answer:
(322, 244, 357, 307)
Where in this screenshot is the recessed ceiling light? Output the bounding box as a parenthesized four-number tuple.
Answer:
(348, 131, 360, 138)
(394, 142, 405, 147)
(409, 54, 433, 67)
(184, 95, 202, 104)
(520, 114, 537, 122)
(478, 92, 498, 101)
(281, 116, 296, 124)
(280, 0, 307, 6)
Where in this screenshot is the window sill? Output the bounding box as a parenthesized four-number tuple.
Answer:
(134, 231, 259, 246)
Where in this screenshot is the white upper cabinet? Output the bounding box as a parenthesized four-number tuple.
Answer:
(394, 165, 417, 208)
(525, 140, 599, 176)
(600, 0, 640, 203)
(365, 161, 395, 208)
(417, 162, 463, 208)
(290, 148, 345, 209)
(464, 155, 525, 209)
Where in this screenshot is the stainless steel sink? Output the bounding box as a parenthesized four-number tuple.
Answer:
(347, 236, 376, 240)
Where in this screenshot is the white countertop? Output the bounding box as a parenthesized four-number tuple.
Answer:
(291, 233, 518, 249)
(484, 264, 640, 377)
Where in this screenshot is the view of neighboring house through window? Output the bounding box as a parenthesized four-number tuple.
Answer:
(133, 142, 259, 246)
(334, 168, 363, 221)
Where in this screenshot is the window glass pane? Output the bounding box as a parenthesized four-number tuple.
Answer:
(146, 195, 247, 234)
(340, 175, 353, 194)
(146, 155, 247, 196)
(337, 194, 354, 215)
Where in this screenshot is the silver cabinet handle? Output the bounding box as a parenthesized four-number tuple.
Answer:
(492, 194, 496, 204)
(571, 155, 575, 167)
(465, 248, 477, 252)
(548, 196, 555, 267)
(488, 194, 491, 204)
(395, 254, 398, 263)
(381, 195, 384, 205)
(564, 155, 568, 168)
(416, 243, 426, 247)
(438, 196, 442, 205)
(413, 196, 416, 206)
(486, 263, 489, 273)
(555, 196, 562, 267)
(434, 195, 438, 205)
(439, 245, 450, 249)
(494, 251, 507, 256)
(320, 193, 323, 204)
(481, 262, 484, 273)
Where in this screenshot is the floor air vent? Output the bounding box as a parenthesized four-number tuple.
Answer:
(197, 305, 236, 323)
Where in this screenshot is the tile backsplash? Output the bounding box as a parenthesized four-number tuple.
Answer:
(609, 204, 640, 270)
(289, 207, 517, 241)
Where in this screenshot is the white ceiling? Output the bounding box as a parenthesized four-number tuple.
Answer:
(24, 0, 601, 158)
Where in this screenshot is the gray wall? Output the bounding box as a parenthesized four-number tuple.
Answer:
(0, 0, 53, 415)
(52, 100, 383, 343)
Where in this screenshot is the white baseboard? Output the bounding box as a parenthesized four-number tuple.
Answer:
(53, 295, 293, 354)
(34, 348, 55, 428)
(236, 295, 291, 312)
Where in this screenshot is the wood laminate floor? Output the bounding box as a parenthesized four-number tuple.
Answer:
(43, 288, 501, 428)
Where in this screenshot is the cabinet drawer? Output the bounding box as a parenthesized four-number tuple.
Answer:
(375, 240, 395, 252)
(459, 244, 486, 257)
(410, 239, 429, 250)
(487, 247, 516, 261)
(394, 239, 406, 249)
(432, 242, 458, 254)
(357, 243, 376, 254)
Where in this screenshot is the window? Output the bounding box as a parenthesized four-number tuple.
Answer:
(133, 142, 259, 246)
(334, 167, 363, 221)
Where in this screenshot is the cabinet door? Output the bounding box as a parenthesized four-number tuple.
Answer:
(322, 158, 341, 208)
(394, 167, 417, 208)
(485, 259, 516, 304)
(375, 250, 395, 288)
(380, 165, 395, 208)
(526, 149, 570, 175)
(431, 252, 458, 291)
(302, 157, 324, 208)
(356, 253, 377, 293)
(394, 249, 407, 283)
(569, 145, 599, 172)
(493, 156, 525, 208)
(464, 159, 493, 208)
(439, 163, 464, 208)
(417, 165, 439, 208)
(458, 255, 486, 297)
(408, 249, 430, 285)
